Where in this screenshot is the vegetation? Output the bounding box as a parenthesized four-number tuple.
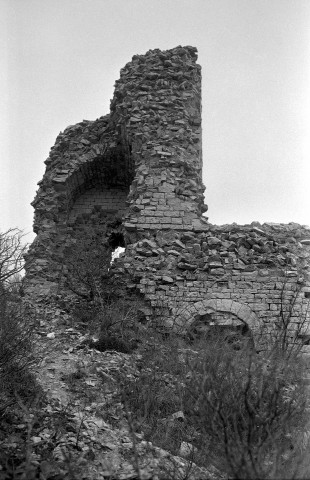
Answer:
(61, 223, 124, 304)
(60, 224, 144, 354)
(0, 228, 35, 415)
(0, 301, 38, 416)
(0, 229, 27, 288)
(119, 320, 310, 479)
(0, 229, 45, 478)
(184, 333, 307, 478)
(1, 226, 310, 479)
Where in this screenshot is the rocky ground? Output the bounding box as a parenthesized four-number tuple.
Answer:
(0, 306, 225, 480)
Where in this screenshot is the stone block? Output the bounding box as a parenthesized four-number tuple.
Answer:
(217, 299, 233, 312)
(171, 217, 183, 224)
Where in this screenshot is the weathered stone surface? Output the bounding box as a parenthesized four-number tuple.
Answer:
(24, 46, 310, 345)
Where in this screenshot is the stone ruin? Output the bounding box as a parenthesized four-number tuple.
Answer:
(24, 46, 310, 349)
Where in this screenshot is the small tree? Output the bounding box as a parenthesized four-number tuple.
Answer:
(62, 228, 110, 302)
(0, 228, 27, 315)
(61, 222, 126, 303)
(0, 228, 27, 287)
(59, 223, 136, 344)
(0, 229, 38, 415)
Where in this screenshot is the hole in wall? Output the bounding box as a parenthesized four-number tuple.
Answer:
(111, 246, 125, 263)
(109, 231, 125, 250)
(108, 232, 126, 265)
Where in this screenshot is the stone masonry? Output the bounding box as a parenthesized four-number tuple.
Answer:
(24, 46, 310, 349)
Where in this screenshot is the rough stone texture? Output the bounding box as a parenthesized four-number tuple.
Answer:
(111, 222, 310, 349)
(24, 46, 310, 344)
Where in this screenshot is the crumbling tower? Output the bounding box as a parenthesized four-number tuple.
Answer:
(111, 45, 208, 233)
(24, 46, 208, 298)
(25, 47, 310, 349)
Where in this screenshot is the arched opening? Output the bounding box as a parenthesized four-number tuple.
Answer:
(64, 148, 133, 230)
(52, 140, 134, 299)
(188, 311, 254, 351)
(109, 231, 126, 265)
(108, 231, 126, 250)
(175, 299, 260, 351)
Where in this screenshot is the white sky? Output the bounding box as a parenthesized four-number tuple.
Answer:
(1, 0, 310, 243)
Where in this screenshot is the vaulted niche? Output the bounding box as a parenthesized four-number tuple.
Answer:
(56, 141, 134, 291)
(65, 141, 134, 227)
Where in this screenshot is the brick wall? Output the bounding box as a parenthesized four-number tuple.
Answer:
(112, 222, 310, 349)
(68, 187, 128, 222)
(24, 46, 310, 349)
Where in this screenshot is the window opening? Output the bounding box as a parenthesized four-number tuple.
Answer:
(111, 246, 125, 263)
(108, 232, 125, 266)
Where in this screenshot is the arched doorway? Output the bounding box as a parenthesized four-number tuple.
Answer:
(174, 299, 261, 351)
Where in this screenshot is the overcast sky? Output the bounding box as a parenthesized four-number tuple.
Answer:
(1, 0, 310, 242)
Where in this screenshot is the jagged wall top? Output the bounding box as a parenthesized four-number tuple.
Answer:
(25, 46, 310, 347)
(31, 45, 207, 237)
(108, 45, 207, 230)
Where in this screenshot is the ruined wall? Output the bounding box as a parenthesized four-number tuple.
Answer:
(25, 46, 207, 296)
(111, 222, 310, 349)
(24, 113, 133, 296)
(24, 46, 310, 346)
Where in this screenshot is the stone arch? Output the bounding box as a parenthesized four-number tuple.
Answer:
(174, 299, 261, 350)
(56, 144, 134, 222)
(32, 139, 135, 296)
(56, 151, 133, 279)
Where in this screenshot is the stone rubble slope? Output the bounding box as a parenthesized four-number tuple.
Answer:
(28, 311, 224, 480)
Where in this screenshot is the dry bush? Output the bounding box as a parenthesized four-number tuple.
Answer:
(0, 291, 48, 479)
(0, 296, 39, 416)
(119, 319, 310, 479)
(183, 331, 308, 479)
(61, 224, 124, 304)
(0, 228, 38, 415)
(96, 299, 143, 350)
(61, 224, 145, 353)
(119, 334, 191, 452)
(0, 229, 27, 288)
(72, 296, 145, 353)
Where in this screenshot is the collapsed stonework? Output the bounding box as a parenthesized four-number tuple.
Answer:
(24, 46, 310, 347)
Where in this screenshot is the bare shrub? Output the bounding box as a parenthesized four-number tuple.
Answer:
(119, 313, 309, 479)
(0, 229, 27, 287)
(76, 299, 143, 354)
(0, 298, 39, 416)
(183, 330, 308, 479)
(60, 224, 142, 350)
(0, 229, 39, 415)
(119, 334, 190, 451)
(61, 224, 123, 304)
